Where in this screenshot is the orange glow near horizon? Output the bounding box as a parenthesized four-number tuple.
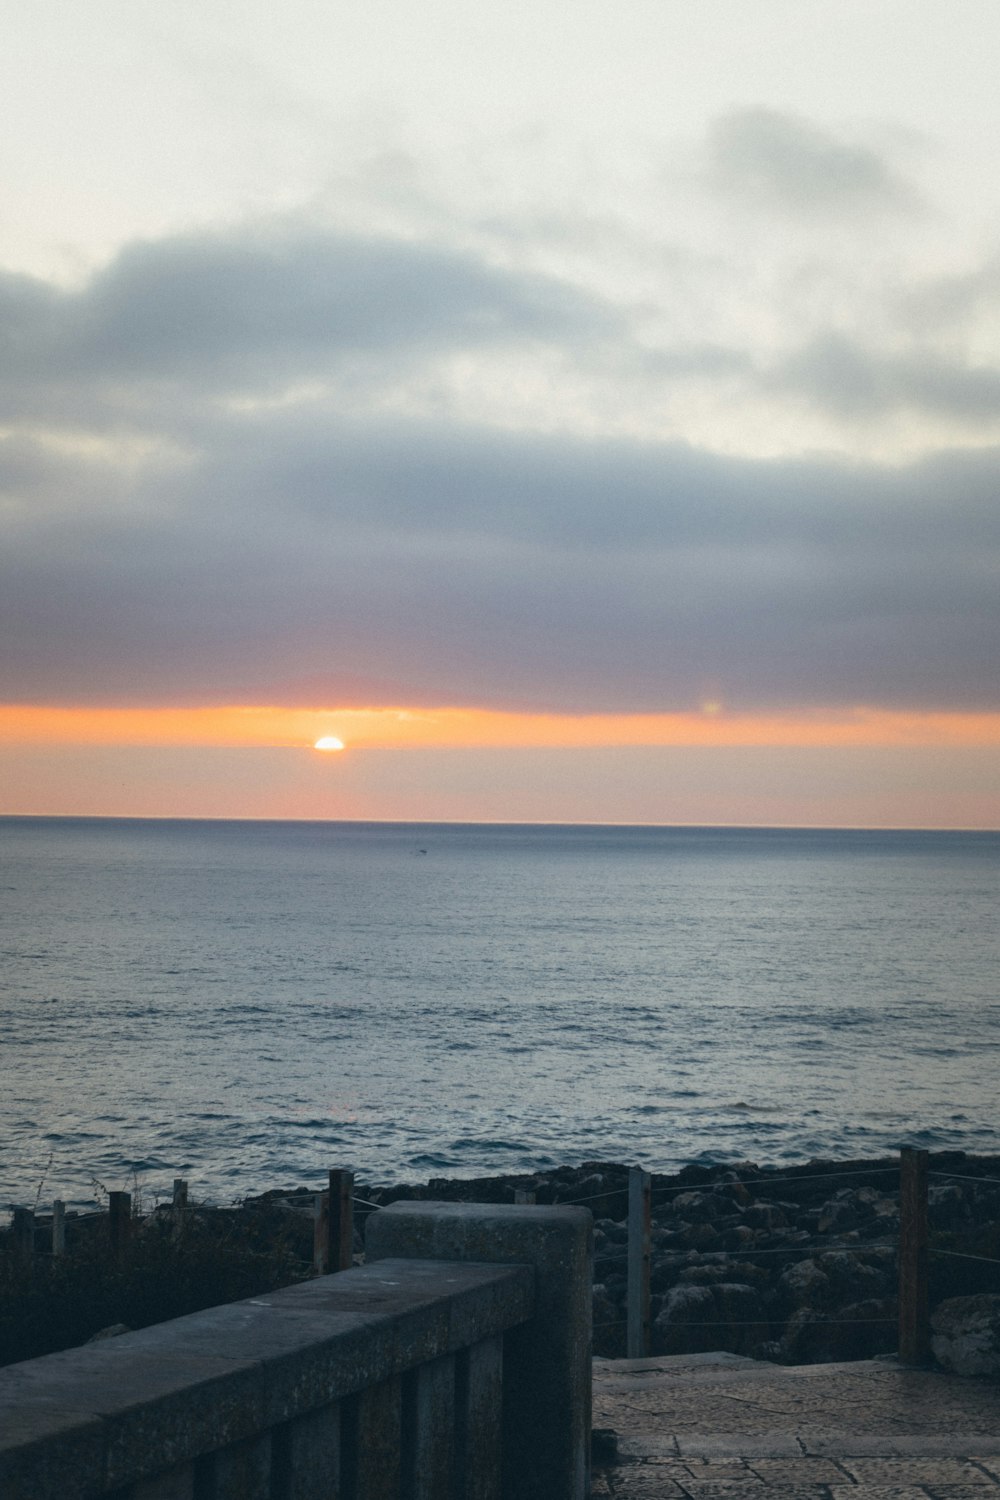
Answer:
(3, 701, 1000, 750)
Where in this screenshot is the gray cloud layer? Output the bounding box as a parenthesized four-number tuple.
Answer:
(2, 205, 999, 716)
(706, 107, 919, 217)
(0, 227, 609, 412)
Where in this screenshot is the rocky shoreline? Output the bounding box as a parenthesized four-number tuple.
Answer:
(5, 1150, 998, 1370)
(277, 1150, 1000, 1365)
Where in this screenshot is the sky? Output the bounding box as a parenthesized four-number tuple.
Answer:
(2, 0, 999, 826)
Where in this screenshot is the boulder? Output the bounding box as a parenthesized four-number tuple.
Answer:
(928, 1183, 970, 1229)
(779, 1257, 830, 1308)
(818, 1250, 891, 1300)
(653, 1283, 716, 1354)
(676, 1221, 723, 1252)
(725, 1224, 758, 1251)
(743, 1202, 788, 1231)
(711, 1282, 770, 1355)
(652, 1280, 767, 1357)
(592, 1283, 625, 1357)
(777, 1304, 890, 1364)
(817, 1190, 866, 1234)
(671, 1190, 727, 1223)
(931, 1294, 1000, 1377)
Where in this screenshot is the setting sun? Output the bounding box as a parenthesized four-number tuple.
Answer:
(313, 736, 345, 752)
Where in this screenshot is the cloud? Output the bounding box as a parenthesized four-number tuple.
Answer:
(2, 396, 998, 715)
(772, 334, 1000, 426)
(706, 107, 918, 217)
(0, 223, 615, 410)
(900, 254, 1000, 337)
(1, 204, 998, 722)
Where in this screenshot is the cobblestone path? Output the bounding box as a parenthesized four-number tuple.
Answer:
(592, 1353, 1000, 1500)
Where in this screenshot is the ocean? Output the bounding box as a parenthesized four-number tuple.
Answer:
(2, 817, 998, 1213)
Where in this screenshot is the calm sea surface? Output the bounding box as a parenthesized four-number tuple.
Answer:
(2, 818, 998, 1211)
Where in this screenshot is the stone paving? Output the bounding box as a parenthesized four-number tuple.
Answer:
(592, 1353, 1000, 1500)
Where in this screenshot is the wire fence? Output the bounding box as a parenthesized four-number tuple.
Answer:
(5, 1149, 999, 1366)
(929, 1170, 1000, 1187)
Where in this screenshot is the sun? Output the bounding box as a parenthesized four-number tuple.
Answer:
(313, 736, 345, 752)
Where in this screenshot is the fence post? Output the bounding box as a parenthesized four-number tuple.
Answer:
(171, 1178, 188, 1242)
(313, 1192, 329, 1274)
(329, 1169, 354, 1272)
(109, 1191, 132, 1264)
(627, 1166, 651, 1358)
(898, 1146, 930, 1364)
(11, 1207, 34, 1263)
(51, 1200, 66, 1257)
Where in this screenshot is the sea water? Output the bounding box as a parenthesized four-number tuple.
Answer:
(2, 818, 998, 1211)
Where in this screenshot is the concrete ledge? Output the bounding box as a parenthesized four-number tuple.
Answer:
(367, 1199, 593, 1500)
(0, 1257, 533, 1500)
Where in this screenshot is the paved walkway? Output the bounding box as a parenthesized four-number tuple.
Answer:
(593, 1353, 1000, 1499)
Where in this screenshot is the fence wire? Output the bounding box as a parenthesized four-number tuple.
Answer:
(928, 1170, 1000, 1188)
(930, 1247, 1000, 1266)
(558, 1163, 902, 1209)
(593, 1315, 897, 1331)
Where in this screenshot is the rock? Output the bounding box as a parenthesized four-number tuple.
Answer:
(678, 1260, 769, 1288)
(779, 1258, 830, 1307)
(650, 1252, 689, 1293)
(725, 1224, 758, 1251)
(817, 1191, 866, 1234)
(594, 1248, 626, 1283)
(554, 1172, 622, 1218)
(671, 1191, 726, 1223)
(818, 1250, 890, 1300)
(677, 1164, 714, 1186)
(711, 1283, 769, 1355)
(931, 1294, 1000, 1376)
(857, 1186, 899, 1220)
(715, 1176, 753, 1207)
(652, 1280, 767, 1357)
(592, 1283, 625, 1358)
(743, 1202, 787, 1231)
(929, 1183, 970, 1228)
(677, 1221, 722, 1252)
(653, 1283, 716, 1354)
(596, 1218, 628, 1245)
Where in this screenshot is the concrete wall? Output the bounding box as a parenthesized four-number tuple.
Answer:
(369, 1201, 593, 1500)
(0, 1203, 593, 1500)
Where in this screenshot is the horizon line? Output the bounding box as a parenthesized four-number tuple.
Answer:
(2, 812, 997, 834)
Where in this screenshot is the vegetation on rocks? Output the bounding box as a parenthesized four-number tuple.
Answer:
(0, 1197, 309, 1367)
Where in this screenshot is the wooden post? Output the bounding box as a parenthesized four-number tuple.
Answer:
(514, 1190, 536, 1205)
(627, 1166, 651, 1358)
(329, 1169, 354, 1272)
(51, 1200, 66, 1257)
(11, 1207, 34, 1262)
(109, 1191, 132, 1264)
(313, 1191, 329, 1274)
(899, 1147, 930, 1364)
(171, 1179, 188, 1241)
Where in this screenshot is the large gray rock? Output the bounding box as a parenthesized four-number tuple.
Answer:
(779, 1257, 829, 1307)
(592, 1283, 625, 1357)
(931, 1294, 1000, 1376)
(653, 1282, 715, 1354)
(670, 1190, 727, 1223)
(653, 1280, 767, 1357)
